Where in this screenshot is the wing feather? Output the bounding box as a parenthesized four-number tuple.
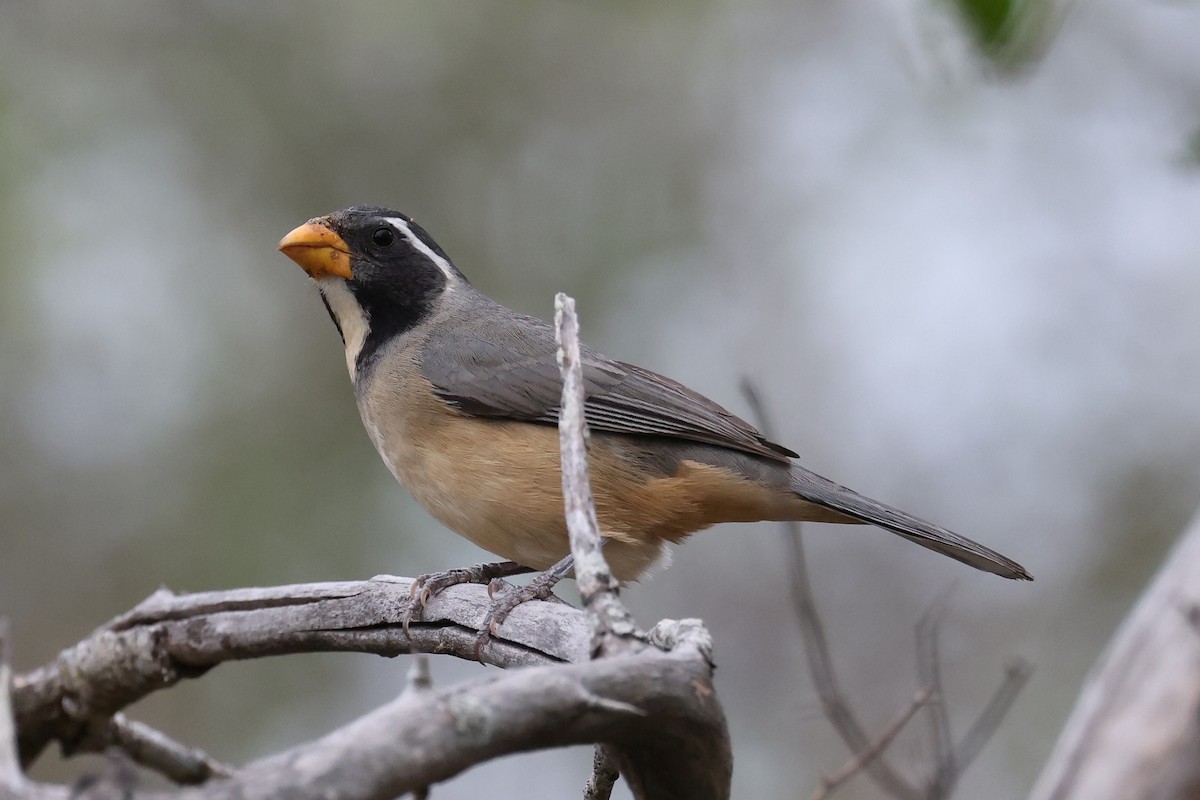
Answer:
(421, 308, 795, 462)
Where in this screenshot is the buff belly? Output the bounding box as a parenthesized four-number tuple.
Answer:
(358, 372, 817, 582)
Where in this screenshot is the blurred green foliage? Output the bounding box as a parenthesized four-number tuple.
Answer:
(955, 0, 1022, 47)
(949, 0, 1061, 69)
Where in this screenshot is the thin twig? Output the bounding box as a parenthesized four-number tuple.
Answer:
(405, 656, 434, 800)
(952, 658, 1032, 774)
(104, 715, 233, 785)
(555, 293, 643, 657)
(740, 380, 923, 800)
(810, 687, 934, 800)
(742, 379, 1031, 799)
(582, 745, 620, 800)
(916, 592, 955, 795)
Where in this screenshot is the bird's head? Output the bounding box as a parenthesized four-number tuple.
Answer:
(278, 206, 465, 379)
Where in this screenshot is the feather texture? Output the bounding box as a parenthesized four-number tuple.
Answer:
(421, 299, 796, 462)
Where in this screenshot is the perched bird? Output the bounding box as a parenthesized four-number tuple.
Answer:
(278, 206, 1031, 589)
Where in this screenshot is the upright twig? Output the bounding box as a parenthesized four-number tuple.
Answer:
(555, 292, 643, 657)
(556, 292, 635, 798)
(557, 294, 729, 800)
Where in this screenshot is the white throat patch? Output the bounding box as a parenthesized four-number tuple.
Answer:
(383, 216, 459, 284)
(318, 279, 370, 381)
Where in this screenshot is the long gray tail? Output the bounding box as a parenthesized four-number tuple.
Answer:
(789, 465, 1032, 581)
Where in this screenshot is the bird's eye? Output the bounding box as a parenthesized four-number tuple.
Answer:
(371, 226, 396, 248)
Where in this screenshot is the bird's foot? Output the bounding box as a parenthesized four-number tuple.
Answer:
(401, 556, 577, 662)
(474, 553, 575, 660)
(473, 569, 571, 658)
(402, 560, 533, 636)
(409, 561, 534, 607)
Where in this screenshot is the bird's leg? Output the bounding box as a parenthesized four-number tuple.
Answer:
(399, 554, 578, 659)
(410, 560, 535, 605)
(402, 560, 535, 636)
(476, 553, 576, 659)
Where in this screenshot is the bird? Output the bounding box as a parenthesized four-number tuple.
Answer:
(277, 206, 1031, 600)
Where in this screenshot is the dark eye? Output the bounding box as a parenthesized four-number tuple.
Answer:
(371, 226, 396, 248)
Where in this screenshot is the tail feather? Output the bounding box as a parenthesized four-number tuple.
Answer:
(789, 465, 1032, 581)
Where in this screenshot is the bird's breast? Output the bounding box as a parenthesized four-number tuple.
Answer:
(356, 359, 571, 565)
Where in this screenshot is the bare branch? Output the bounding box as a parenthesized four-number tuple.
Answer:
(231, 619, 721, 800)
(740, 380, 923, 800)
(555, 293, 644, 658)
(102, 715, 233, 785)
(582, 745, 620, 800)
(556, 294, 728, 798)
(403, 657, 434, 800)
(741, 379, 1031, 800)
(915, 595, 954, 794)
(1031, 507, 1200, 800)
(952, 658, 1032, 775)
(810, 687, 934, 800)
(13, 579, 588, 768)
(8, 589, 725, 800)
(783, 525, 925, 800)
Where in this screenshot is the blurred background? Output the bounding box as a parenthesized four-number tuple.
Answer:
(2, 1, 1199, 797)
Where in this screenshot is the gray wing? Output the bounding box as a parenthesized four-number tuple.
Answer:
(421, 305, 796, 462)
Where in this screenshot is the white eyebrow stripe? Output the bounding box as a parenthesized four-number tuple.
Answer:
(383, 216, 458, 283)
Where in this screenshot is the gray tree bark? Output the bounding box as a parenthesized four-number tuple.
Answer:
(1030, 508, 1200, 800)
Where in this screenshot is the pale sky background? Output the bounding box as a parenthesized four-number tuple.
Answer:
(2, 1, 1199, 798)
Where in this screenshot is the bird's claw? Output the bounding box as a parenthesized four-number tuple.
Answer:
(398, 561, 534, 640)
(471, 572, 566, 662)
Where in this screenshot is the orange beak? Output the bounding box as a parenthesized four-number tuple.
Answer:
(277, 219, 353, 280)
